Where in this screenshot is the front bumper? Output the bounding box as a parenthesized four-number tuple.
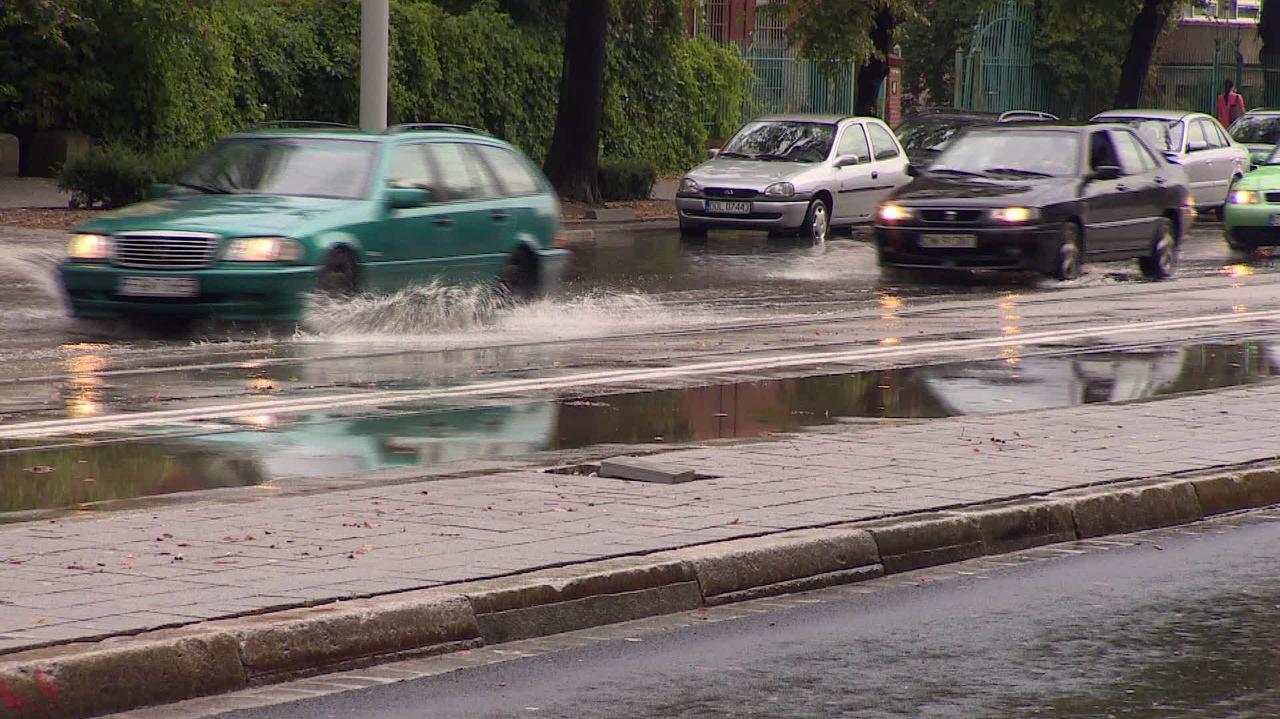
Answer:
(875, 223, 1060, 272)
(1223, 203, 1280, 245)
(676, 196, 811, 230)
(60, 264, 319, 321)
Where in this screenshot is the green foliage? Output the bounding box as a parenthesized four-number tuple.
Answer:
(597, 156, 657, 200)
(2, 0, 748, 176)
(899, 0, 1001, 106)
(1033, 0, 1144, 119)
(780, 0, 918, 70)
(603, 0, 752, 171)
(55, 142, 191, 209)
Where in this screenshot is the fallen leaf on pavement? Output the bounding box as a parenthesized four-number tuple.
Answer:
(25, 465, 55, 474)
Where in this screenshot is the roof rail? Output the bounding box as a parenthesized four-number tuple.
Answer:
(248, 120, 356, 130)
(387, 123, 487, 135)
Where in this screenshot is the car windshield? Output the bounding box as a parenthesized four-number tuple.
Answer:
(719, 121, 836, 163)
(896, 118, 987, 154)
(1102, 118, 1184, 152)
(1231, 115, 1280, 145)
(929, 130, 1080, 178)
(176, 137, 377, 200)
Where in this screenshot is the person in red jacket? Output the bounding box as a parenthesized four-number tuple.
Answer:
(1217, 79, 1246, 129)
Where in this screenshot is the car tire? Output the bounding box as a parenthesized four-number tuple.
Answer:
(317, 249, 360, 297)
(499, 246, 539, 301)
(1138, 218, 1178, 280)
(800, 197, 830, 243)
(1049, 222, 1083, 281)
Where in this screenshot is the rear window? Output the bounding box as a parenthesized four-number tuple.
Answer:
(895, 117, 987, 154)
(1230, 114, 1280, 145)
(1099, 117, 1185, 153)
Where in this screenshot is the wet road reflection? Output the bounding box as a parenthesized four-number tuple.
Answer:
(4, 339, 1277, 513)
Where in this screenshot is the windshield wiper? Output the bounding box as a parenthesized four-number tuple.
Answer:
(716, 151, 753, 159)
(982, 167, 1053, 178)
(174, 181, 233, 195)
(755, 153, 794, 162)
(927, 167, 984, 178)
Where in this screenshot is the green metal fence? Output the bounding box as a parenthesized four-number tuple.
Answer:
(956, 1, 1051, 114)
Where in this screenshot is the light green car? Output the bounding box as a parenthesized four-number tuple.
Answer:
(1223, 143, 1280, 252)
(60, 123, 569, 321)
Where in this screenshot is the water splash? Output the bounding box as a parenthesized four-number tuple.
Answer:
(300, 283, 694, 344)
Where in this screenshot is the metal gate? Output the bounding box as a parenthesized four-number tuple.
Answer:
(956, 1, 1049, 114)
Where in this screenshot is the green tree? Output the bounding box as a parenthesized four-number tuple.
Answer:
(898, 0, 998, 106)
(1114, 0, 1179, 108)
(1261, 0, 1280, 106)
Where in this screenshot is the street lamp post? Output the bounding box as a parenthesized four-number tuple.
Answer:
(360, 0, 389, 131)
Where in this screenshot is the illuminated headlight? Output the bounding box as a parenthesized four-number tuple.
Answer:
(989, 207, 1041, 223)
(678, 177, 701, 194)
(224, 237, 304, 263)
(878, 203, 913, 222)
(1229, 190, 1260, 205)
(67, 233, 111, 261)
(763, 182, 796, 198)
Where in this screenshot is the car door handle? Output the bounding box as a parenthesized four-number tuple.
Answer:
(1116, 184, 1130, 192)
(1154, 176, 1166, 185)
(870, 171, 879, 180)
(491, 212, 510, 222)
(434, 217, 454, 227)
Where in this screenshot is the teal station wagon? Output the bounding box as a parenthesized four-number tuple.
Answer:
(60, 123, 570, 321)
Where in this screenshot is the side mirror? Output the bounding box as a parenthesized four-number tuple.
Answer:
(834, 154, 863, 168)
(707, 148, 721, 159)
(1089, 165, 1123, 181)
(905, 164, 920, 177)
(147, 183, 175, 200)
(1163, 151, 1182, 165)
(386, 187, 430, 209)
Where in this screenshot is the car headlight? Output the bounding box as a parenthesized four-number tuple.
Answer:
(1229, 190, 1260, 205)
(67, 233, 111, 261)
(878, 203, 913, 222)
(678, 177, 701, 194)
(763, 182, 796, 198)
(989, 207, 1041, 223)
(224, 237, 304, 263)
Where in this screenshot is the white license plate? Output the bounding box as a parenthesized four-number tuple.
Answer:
(117, 276, 199, 298)
(706, 200, 752, 214)
(1269, 213, 1280, 227)
(919, 233, 979, 249)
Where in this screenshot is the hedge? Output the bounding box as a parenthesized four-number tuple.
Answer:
(598, 157, 657, 201)
(56, 143, 192, 209)
(1, 0, 750, 174)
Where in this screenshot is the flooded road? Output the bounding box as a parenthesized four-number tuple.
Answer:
(211, 509, 1280, 719)
(6, 221, 1280, 516)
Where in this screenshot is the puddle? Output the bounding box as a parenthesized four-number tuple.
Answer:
(2, 340, 1277, 515)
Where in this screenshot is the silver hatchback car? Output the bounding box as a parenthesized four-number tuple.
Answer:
(676, 114, 910, 241)
(1090, 109, 1249, 213)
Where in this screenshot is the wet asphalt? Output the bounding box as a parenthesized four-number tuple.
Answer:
(213, 510, 1280, 719)
(7, 220, 1280, 515)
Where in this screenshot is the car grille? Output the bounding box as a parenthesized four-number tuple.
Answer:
(920, 208, 984, 224)
(112, 233, 219, 270)
(704, 187, 760, 199)
(1265, 192, 1280, 204)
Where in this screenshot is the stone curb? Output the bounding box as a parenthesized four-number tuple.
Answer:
(3, 467, 1279, 718)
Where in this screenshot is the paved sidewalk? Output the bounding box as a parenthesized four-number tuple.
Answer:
(0, 177, 68, 209)
(2, 383, 1276, 655)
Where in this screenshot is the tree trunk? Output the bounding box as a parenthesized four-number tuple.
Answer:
(854, 3, 894, 117)
(1262, 0, 1280, 108)
(542, 0, 608, 205)
(1114, 0, 1173, 109)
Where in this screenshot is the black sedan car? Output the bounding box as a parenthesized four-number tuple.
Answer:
(874, 124, 1193, 281)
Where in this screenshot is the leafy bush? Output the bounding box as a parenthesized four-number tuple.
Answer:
(56, 143, 191, 209)
(598, 157, 657, 201)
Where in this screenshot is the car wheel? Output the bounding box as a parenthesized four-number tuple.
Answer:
(499, 246, 539, 301)
(801, 198, 830, 243)
(1139, 218, 1178, 280)
(317, 249, 360, 297)
(1049, 222, 1083, 281)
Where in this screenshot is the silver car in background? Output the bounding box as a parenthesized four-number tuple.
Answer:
(1090, 109, 1248, 214)
(676, 114, 910, 241)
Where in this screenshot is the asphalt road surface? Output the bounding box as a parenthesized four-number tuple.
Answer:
(208, 508, 1280, 719)
(8, 219, 1280, 518)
